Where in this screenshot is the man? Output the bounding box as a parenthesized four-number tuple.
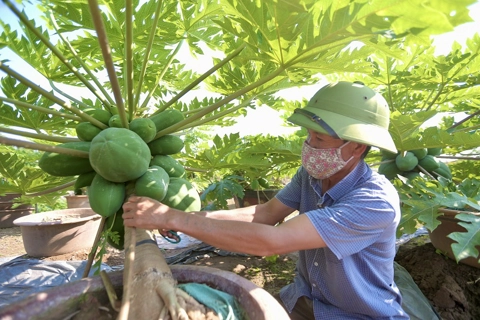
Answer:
(123, 81, 409, 319)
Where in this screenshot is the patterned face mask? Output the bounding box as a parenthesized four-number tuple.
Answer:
(301, 140, 352, 180)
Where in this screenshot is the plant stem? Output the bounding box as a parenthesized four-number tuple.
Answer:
(125, 0, 134, 118)
(82, 217, 107, 278)
(118, 226, 136, 320)
(0, 63, 107, 129)
(140, 40, 184, 111)
(134, 0, 163, 109)
(154, 43, 247, 115)
(87, 0, 128, 128)
(48, 10, 116, 107)
(0, 126, 79, 144)
(2, 0, 114, 110)
(178, 97, 254, 130)
(100, 270, 121, 312)
(436, 155, 480, 161)
(25, 181, 75, 197)
(154, 65, 287, 138)
(0, 136, 89, 158)
(48, 80, 92, 110)
(0, 97, 82, 121)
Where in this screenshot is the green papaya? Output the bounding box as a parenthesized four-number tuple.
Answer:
(74, 171, 97, 190)
(39, 141, 93, 176)
(149, 109, 184, 133)
(258, 178, 270, 189)
(410, 148, 428, 160)
(135, 166, 170, 201)
(402, 171, 422, 181)
(381, 149, 398, 160)
(418, 155, 440, 172)
(162, 177, 201, 212)
(129, 118, 156, 143)
(378, 161, 403, 180)
(89, 128, 151, 183)
(108, 114, 124, 128)
(84, 108, 112, 125)
(105, 209, 125, 250)
(150, 155, 186, 178)
(427, 147, 442, 156)
(433, 161, 452, 180)
(75, 122, 103, 141)
(148, 135, 184, 155)
(395, 152, 418, 172)
(87, 174, 125, 217)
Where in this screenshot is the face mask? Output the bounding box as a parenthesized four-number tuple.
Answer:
(301, 140, 352, 180)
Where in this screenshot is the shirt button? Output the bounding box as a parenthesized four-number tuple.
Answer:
(312, 283, 317, 287)
(314, 262, 318, 266)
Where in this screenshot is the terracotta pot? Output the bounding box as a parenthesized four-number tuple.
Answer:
(13, 208, 102, 257)
(65, 195, 90, 208)
(428, 208, 480, 269)
(0, 193, 34, 228)
(237, 189, 279, 207)
(0, 265, 290, 320)
(0, 208, 35, 228)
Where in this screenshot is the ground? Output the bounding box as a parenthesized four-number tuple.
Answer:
(1, 227, 480, 319)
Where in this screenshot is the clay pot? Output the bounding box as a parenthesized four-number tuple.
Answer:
(428, 208, 480, 269)
(13, 208, 102, 257)
(0, 193, 34, 228)
(65, 195, 90, 208)
(0, 265, 290, 320)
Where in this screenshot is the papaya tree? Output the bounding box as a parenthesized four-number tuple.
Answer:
(0, 0, 477, 318)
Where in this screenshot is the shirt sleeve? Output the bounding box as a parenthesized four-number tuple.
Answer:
(306, 186, 397, 260)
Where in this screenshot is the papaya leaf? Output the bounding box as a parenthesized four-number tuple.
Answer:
(448, 213, 480, 263)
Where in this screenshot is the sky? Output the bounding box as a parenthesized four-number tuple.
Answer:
(1, 1, 480, 138)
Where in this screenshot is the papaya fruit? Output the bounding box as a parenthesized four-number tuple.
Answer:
(148, 135, 184, 155)
(427, 147, 442, 156)
(135, 165, 170, 201)
(84, 108, 112, 125)
(150, 155, 186, 178)
(418, 155, 440, 172)
(433, 161, 452, 180)
(75, 122, 103, 141)
(39, 141, 93, 176)
(395, 152, 418, 172)
(410, 148, 428, 160)
(87, 174, 125, 217)
(402, 171, 422, 181)
(108, 114, 124, 128)
(258, 178, 270, 189)
(74, 171, 97, 190)
(378, 161, 403, 180)
(381, 149, 398, 160)
(129, 117, 156, 143)
(149, 109, 184, 133)
(89, 128, 151, 183)
(162, 177, 201, 212)
(105, 209, 125, 250)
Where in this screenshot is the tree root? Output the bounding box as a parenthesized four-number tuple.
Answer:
(118, 228, 218, 320)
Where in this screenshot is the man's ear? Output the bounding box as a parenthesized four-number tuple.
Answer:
(352, 142, 368, 157)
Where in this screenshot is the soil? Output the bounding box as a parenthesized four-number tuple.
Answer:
(1, 227, 480, 319)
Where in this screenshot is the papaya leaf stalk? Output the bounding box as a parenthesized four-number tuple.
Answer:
(0, 97, 82, 122)
(2, 0, 114, 110)
(87, 0, 127, 126)
(0, 136, 89, 158)
(0, 63, 107, 129)
(0, 126, 79, 143)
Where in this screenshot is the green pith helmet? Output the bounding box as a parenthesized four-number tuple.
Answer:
(288, 81, 397, 154)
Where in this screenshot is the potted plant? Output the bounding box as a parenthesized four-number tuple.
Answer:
(0, 0, 476, 318)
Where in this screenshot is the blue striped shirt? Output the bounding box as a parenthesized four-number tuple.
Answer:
(277, 162, 409, 319)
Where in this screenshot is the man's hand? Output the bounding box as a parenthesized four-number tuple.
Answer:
(122, 195, 172, 230)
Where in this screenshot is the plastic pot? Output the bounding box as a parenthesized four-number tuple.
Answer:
(13, 208, 102, 257)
